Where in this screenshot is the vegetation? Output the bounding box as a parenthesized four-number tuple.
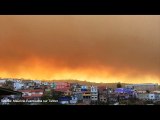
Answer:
(50, 80, 127, 88)
(41, 90, 64, 105)
(2, 81, 14, 90)
(119, 98, 145, 105)
(117, 82, 122, 88)
(146, 90, 150, 93)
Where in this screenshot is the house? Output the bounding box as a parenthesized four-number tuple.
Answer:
(41, 82, 49, 86)
(137, 93, 160, 101)
(148, 94, 156, 100)
(70, 95, 78, 104)
(137, 93, 149, 100)
(98, 86, 107, 95)
(82, 91, 91, 104)
(59, 96, 71, 104)
(74, 87, 81, 92)
(72, 91, 83, 101)
(98, 86, 107, 102)
(13, 82, 25, 90)
(18, 89, 44, 100)
(81, 85, 91, 104)
(70, 84, 83, 101)
(115, 88, 136, 98)
(125, 83, 158, 91)
(153, 91, 160, 101)
(54, 82, 70, 90)
(99, 94, 107, 103)
(90, 86, 98, 101)
(81, 85, 89, 91)
(71, 83, 81, 92)
(109, 93, 118, 103)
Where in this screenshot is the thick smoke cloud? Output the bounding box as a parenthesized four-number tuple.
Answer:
(0, 16, 160, 83)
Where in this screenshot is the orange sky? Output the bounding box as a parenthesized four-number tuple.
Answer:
(0, 15, 160, 83)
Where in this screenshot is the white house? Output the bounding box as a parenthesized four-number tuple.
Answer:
(148, 94, 156, 100)
(90, 86, 98, 101)
(13, 82, 24, 90)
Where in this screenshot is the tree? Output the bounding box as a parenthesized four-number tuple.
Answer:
(3, 81, 14, 90)
(146, 90, 150, 93)
(117, 82, 122, 88)
(41, 90, 64, 105)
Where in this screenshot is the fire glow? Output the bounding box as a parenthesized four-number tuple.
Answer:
(0, 15, 160, 83)
(0, 57, 159, 84)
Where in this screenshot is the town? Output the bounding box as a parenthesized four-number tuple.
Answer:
(0, 78, 160, 105)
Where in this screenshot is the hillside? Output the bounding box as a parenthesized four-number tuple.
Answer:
(48, 79, 128, 88)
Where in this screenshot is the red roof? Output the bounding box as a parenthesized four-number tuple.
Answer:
(18, 89, 44, 92)
(54, 88, 70, 92)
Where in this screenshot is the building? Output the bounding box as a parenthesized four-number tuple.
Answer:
(72, 91, 83, 101)
(13, 82, 24, 90)
(18, 89, 44, 100)
(99, 94, 107, 103)
(82, 91, 91, 104)
(137, 93, 157, 100)
(71, 84, 83, 101)
(90, 86, 98, 101)
(58, 96, 71, 104)
(70, 95, 78, 104)
(43, 82, 49, 86)
(98, 86, 107, 95)
(125, 84, 158, 91)
(71, 83, 81, 92)
(74, 87, 81, 92)
(137, 93, 149, 100)
(115, 88, 137, 98)
(54, 82, 70, 90)
(98, 86, 107, 103)
(33, 80, 41, 84)
(80, 85, 91, 104)
(81, 85, 88, 91)
(148, 94, 156, 100)
(115, 88, 134, 94)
